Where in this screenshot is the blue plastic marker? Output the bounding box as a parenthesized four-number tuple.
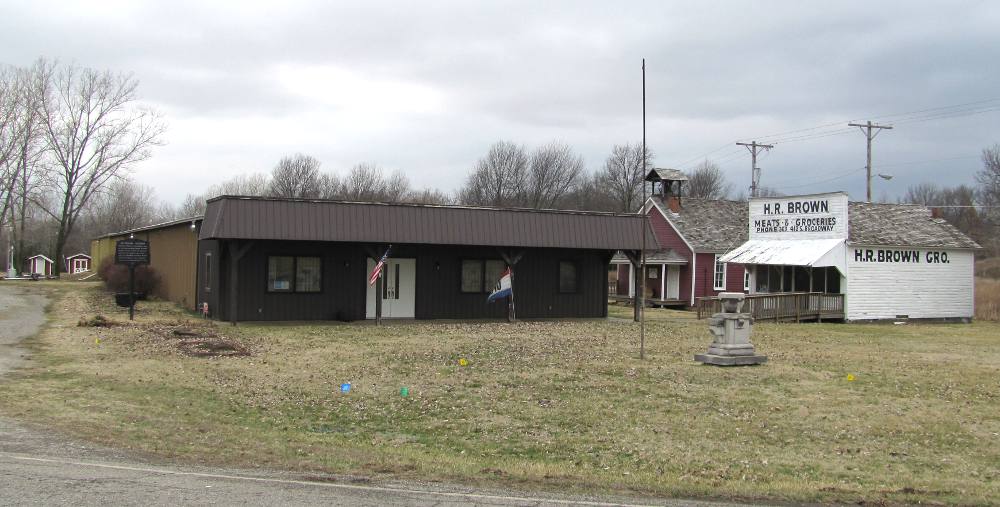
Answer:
(340, 383, 351, 393)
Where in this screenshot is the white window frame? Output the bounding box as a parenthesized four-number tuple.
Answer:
(744, 268, 750, 292)
(713, 254, 726, 290)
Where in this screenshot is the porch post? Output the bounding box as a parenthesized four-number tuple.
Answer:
(660, 264, 666, 301)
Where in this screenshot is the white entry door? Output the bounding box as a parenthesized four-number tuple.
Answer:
(366, 258, 416, 319)
(666, 265, 680, 300)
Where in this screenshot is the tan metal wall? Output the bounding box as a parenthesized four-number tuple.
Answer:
(90, 223, 199, 311)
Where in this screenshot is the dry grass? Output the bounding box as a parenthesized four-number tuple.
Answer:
(975, 277, 1000, 321)
(2, 283, 999, 505)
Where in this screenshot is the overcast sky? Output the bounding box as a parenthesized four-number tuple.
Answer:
(3, 0, 999, 205)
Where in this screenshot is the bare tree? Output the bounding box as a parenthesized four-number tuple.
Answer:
(38, 63, 165, 274)
(685, 159, 732, 199)
(404, 187, 452, 205)
(596, 143, 652, 212)
(383, 170, 411, 202)
(341, 163, 387, 201)
(978, 144, 1000, 254)
(206, 173, 270, 197)
(979, 144, 1000, 208)
(525, 142, 583, 209)
(317, 172, 341, 199)
(268, 153, 322, 198)
(903, 182, 942, 206)
(177, 193, 206, 217)
(1, 61, 49, 271)
(458, 140, 529, 207)
(85, 178, 159, 236)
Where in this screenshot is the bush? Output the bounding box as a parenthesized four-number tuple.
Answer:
(975, 278, 1000, 321)
(97, 257, 162, 296)
(975, 257, 1000, 279)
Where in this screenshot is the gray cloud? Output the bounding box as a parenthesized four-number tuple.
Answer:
(1, 0, 997, 203)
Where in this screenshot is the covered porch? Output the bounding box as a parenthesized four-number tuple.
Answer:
(699, 238, 846, 321)
(609, 250, 687, 307)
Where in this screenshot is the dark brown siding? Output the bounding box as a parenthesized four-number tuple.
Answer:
(209, 239, 614, 321)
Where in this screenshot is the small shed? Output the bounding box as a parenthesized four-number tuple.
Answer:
(65, 253, 92, 273)
(26, 254, 54, 277)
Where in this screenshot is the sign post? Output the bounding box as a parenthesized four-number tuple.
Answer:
(114, 239, 150, 321)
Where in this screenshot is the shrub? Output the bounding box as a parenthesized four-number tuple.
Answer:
(97, 257, 162, 296)
(975, 277, 1000, 321)
(974, 257, 1000, 279)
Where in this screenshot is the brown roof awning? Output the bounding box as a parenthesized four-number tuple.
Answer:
(200, 196, 659, 251)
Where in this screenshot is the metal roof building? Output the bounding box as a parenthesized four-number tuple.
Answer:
(198, 196, 656, 322)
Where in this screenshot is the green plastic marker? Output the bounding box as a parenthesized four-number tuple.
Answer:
(400, 387, 409, 397)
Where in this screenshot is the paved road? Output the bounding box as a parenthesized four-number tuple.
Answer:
(0, 283, 47, 376)
(0, 285, 747, 506)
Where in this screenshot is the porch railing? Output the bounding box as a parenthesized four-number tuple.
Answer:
(696, 292, 844, 322)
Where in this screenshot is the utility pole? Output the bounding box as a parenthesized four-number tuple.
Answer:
(848, 120, 893, 202)
(639, 57, 646, 360)
(736, 141, 773, 197)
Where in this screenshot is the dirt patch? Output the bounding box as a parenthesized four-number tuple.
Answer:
(77, 315, 120, 327)
(176, 337, 250, 357)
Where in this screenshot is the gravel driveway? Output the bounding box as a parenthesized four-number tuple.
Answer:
(0, 283, 47, 376)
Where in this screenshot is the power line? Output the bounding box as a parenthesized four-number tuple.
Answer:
(675, 97, 1000, 165)
(771, 166, 866, 190)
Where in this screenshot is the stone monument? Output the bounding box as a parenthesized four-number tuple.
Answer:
(695, 292, 767, 366)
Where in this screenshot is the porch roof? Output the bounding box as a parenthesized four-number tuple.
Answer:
(611, 249, 688, 264)
(719, 238, 845, 271)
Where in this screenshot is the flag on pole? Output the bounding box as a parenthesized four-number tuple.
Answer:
(368, 246, 391, 286)
(487, 267, 512, 302)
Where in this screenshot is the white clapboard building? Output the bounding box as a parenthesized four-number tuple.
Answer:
(721, 192, 980, 322)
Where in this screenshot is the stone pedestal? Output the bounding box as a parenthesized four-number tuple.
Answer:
(695, 292, 767, 366)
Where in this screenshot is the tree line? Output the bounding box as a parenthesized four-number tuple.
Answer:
(4, 58, 997, 275)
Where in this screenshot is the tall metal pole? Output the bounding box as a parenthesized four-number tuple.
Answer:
(639, 58, 646, 361)
(848, 120, 893, 202)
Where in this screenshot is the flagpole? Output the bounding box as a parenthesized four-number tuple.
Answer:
(509, 268, 516, 322)
(639, 58, 646, 361)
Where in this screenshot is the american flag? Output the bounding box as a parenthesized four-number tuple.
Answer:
(368, 246, 391, 286)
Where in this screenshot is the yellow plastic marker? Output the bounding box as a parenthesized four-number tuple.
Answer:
(95, 338, 101, 345)
(846, 373, 855, 382)
(458, 358, 468, 367)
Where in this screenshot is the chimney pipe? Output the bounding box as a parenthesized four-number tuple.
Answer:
(930, 207, 942, 219)
(667, 196, 681, 213)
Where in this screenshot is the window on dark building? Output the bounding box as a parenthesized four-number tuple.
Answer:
(559, 261, 578, 293)
(461, 260, 484, 293)
(267, 256, 321, 293)
(296, 257, 322, 292)
(461, 259, 506, 293)
(204, 252, 212, 292)
(484, 260, 506, 290)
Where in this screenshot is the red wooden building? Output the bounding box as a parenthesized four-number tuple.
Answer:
(611, 169, 748, 307)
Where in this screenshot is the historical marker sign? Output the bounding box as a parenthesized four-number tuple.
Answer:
(115, 239, 150, 266)
(114, 239, 149, 321)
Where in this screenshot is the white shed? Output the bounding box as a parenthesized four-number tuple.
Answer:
(722, 192, 980, 322)
(26, 254, 55, 277)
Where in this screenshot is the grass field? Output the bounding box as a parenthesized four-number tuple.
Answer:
(2, 282, 999, 505)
